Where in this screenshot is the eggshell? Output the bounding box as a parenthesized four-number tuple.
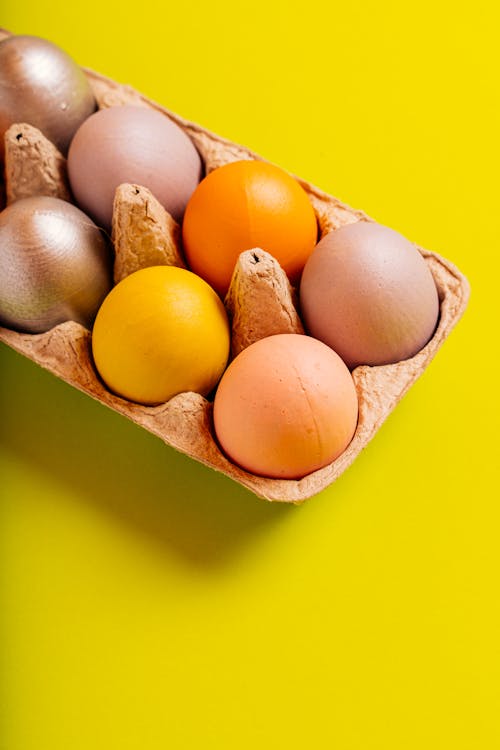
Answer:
(67, 105, 202, 228)
(213, 334, 358, 479)
(300, 222, 440, 369)
(0, 35, 96, 160)
(0, 196, 112, 333)
(92, 266, 230, 406)
(182, 160, 318, 297)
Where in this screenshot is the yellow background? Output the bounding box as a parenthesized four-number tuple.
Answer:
(1, 2, 498, 748)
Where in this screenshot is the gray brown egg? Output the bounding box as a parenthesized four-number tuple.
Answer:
(0, 196, 112, 333)
(0, 34, 96, 160)
(299, 222, 440, 369)
(67, 105, 203, 228)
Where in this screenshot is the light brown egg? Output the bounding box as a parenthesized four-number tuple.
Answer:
(300, 222, 440, 369)
(67, 105, 203, 229)
(0, 34, 96, 160)
(0, 196, 112, 333)
(213, 334, 358, 479)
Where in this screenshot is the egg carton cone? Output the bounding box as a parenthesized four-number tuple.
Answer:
(225, 248, 304, 359)
(0, 29, 470, 502)
(4, 122, 71, 204)
(112, 183, 185, 283)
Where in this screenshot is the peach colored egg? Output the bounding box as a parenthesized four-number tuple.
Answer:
(213, 334, 358, 479)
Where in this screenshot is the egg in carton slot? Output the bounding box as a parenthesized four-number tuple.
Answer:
(0, 28, 470, 502)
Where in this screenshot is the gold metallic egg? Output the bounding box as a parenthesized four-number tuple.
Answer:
(0, 34, 96, 160)
(0, 196, 113, 333)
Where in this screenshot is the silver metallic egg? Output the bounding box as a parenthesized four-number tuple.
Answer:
(0, 196, 113, 333)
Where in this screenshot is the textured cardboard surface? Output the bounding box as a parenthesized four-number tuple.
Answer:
(0, 32, 470, 501)
(4, 122, 71, 204)
(112, 183, 184, 283)
(225, 248, 304, 358)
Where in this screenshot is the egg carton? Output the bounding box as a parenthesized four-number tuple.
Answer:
(0, 29, 470, 502)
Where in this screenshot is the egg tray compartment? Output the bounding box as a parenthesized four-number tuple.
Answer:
(0, 31, 470, 502)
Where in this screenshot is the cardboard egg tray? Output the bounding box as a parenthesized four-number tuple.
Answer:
(0, 29, 470, 502)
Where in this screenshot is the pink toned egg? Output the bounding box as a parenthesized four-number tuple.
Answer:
(213, 334, 358, 479)
(67, 105, 202, 228)
(300, 222, 440, 369)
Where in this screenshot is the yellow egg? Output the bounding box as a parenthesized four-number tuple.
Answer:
(92, 266, 230, 405)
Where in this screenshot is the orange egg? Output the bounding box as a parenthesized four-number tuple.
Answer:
(213, 334, 358, 479)
(182, 160, 318, 297)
